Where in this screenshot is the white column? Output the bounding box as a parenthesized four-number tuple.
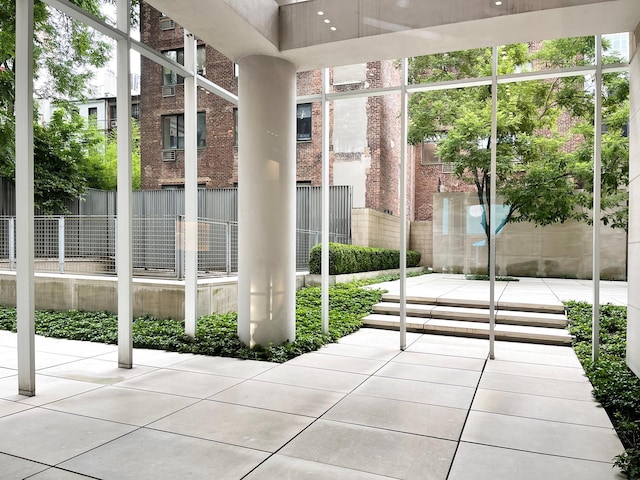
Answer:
(489, 45, 498, 360)
(592, 35, 603, 362)
(626, 24, 640, 377)
(400, 58, 408, 351)
(237, 55, 296, 348)
(116, 0, 133, 369)
(321, 67, 330, 334)
(16, 0, 35, 396)
(184, 31, 198, 337)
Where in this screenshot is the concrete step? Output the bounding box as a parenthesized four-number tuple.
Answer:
(381, 293, 565, 314)
(362, 313, 574, 346)
(372, 302, 568, 329)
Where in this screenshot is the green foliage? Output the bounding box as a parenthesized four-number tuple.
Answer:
(309, 242, 421, 275)
(83, 118, 142, 190)
(0, 0, 119, 208)
(0, 282, 384, 364)
(350, 268, 432, 287)
(566, 301, 640, 478)
(408, 37, 629, 248)
(29, 110, 96, 213)
(464, 274, 519, 282)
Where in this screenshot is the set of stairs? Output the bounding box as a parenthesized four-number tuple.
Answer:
(363, 294, 573, 345)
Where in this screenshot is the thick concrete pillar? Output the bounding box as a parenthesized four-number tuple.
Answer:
(237, 55, 296, 347)
(628, 23, 640, 377)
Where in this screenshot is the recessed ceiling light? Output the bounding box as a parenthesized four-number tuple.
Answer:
(330, 26, 337, 31)
(324, 19, 330, 24)
(317, 11, 324, 15)
(495, 1, 503, 5)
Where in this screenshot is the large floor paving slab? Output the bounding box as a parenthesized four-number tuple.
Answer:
(0, 274, 629, 480)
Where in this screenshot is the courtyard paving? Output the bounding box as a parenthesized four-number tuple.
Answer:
(0, 275, 629, 479)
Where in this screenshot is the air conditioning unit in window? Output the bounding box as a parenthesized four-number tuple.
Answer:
(162, 150, 176, 162)
(442, 162, 455, 173)
(160, 18, 175, 30)
(162, 85, 176, 97)
(110, 119, 117, 128)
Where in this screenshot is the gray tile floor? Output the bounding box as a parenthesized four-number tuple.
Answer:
(0, 275, 629, 479)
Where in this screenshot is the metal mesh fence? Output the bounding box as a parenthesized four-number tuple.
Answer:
(0, 217, 12, 271)
(63, 216, 115, 274)
(0, 215, 350, 277)
(196, 219, 232, 275)
(133, 217, 178, 275)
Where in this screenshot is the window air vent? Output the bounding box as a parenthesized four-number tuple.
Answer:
(162, 150, 176, 162)
(162, 85, 176, 97)
(160, 18, 175, 30)
(442, 162, 455, 173)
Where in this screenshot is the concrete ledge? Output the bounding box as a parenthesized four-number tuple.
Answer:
(0, 271, 307, 320)
(305, 267, 425, 286)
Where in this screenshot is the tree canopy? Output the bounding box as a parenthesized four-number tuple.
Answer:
(0, 0, 138, 213)
(408, 37, 629, 244)
(83, 116, 141, 191)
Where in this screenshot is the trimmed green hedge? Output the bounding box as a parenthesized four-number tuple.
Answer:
(308, 242, 421, 275)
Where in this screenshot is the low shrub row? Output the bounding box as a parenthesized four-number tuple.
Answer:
(566, 301, 640, 479)
(308, 242, 421, 275)
(0, 282, 384, 363)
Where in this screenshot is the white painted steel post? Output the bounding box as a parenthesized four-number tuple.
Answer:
(9, 217, 15, 270)
(400, 58, 409, 351)
(226, 222, 232, 275)
(237, 55, 296, 348)
(176, 216, 185, 279)
(16, 0, 35, 396)
(184, 31, 198, 337)
(489, 46, 498, 360)
(593, 35, 603, 362)
(58, 217, 64, 273)
(116, 0, 133, 369)
(321, 67, 330, 334)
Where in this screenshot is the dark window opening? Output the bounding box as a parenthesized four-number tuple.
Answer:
(162, 112, 206, 149)
(297, 103, 312, 142)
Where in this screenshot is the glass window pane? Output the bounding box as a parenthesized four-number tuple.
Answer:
(233, 108, 238, 146)
(197, 46, 206, 76)
(177, 115, 185, 149)
(197, 112, 206, 147)
(297, 103, 312, 141)
(163, 115, 178, 149)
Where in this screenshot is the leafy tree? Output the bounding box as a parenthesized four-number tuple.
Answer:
(83, 116, 141, 191)
(408, 37, 629, 271)
(0, 0, 125, 210)
(33, 110, 102, 213)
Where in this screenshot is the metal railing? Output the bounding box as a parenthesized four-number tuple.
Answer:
(0, 215, 349, 278)
(1, 180, 353, 243)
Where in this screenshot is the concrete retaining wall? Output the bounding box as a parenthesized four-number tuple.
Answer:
(0, 272, 306, 320)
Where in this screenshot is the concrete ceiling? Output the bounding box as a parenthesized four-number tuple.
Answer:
(145, 0, 640, 71)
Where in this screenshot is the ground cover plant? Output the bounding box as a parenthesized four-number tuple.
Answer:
(566, 301, 640, 479)
(464, 274, 519, 282)
(0, 282, 383, 363)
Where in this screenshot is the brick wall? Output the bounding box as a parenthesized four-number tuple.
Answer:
(140, 4, 238, 189)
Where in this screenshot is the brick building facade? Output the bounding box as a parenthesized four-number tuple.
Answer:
(139, 2, 439, 219)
